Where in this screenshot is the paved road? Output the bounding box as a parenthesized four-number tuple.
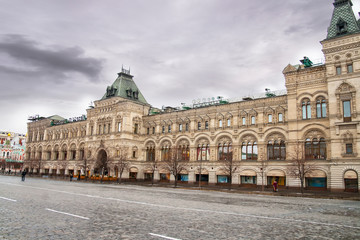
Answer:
(0, 176, 359, 240)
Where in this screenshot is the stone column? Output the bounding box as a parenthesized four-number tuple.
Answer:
(209, 170, 216, 184)
(188, 170, 195, 183)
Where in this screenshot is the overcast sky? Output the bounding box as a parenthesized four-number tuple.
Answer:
(1, 0, 359, 134)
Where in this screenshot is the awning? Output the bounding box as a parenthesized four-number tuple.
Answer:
(344, 170, 358, 179)
(240, 170, 257, 176)
(305, 170, 326, 178)
(267, 170, 285, 177)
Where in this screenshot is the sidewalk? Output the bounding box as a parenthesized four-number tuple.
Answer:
(7, 174, 360, 201)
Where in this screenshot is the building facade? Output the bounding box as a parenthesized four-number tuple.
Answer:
(0, 131, 26, 173)
(25, 0, 360, 191)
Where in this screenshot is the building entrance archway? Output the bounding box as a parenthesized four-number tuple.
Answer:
(94, 149, 108, 175)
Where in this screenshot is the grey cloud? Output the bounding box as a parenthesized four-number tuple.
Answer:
(0, 34, 104, 82)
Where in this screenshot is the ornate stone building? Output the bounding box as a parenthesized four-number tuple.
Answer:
(25, 0, 360, 191)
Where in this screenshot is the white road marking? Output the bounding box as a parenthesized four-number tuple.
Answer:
(2, 182, 360, 230)
(149, 233, 182, 240)
(45, 208, 89, 220)
(0, 196, 17, 202)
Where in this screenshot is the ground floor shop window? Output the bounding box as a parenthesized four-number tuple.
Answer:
(344, 170, 358, 192)
(44, 169, 49, 174)
(129, 172, 137, 179)
(241, 176, 256, 184)
(177, 174, 188, 181)
(217, 175, 229, 183)
(196, 174, 209, 182)
(267, 176, 286, 186)
(160, 173, 170, 181)
(306, 177, 326, 188)
(144, 173, 153, 180)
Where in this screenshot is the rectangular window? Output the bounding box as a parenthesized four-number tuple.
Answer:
(251, 116, 255, 125)
(347, 64, 353, 73)
(343, 100, 351, 122)
(227, 119, 231, 127)
(133, 151, 136, 158)
(108, 123, 111, 133)
(242, 117, 246, 125)
(278, 113, 283, 122)
(98, 125, 101, 134)
(185, 123, 189, 131)
(346, 144, 353, 154)
(205, 121, 209, 129)
(168, 125, 171, 133)
(307, 105, 311, 119)
(198, 122, 201, 130)
(147, 128, 150, 135)
(118, 122, 121, 132)
(152, 127, 155, 134)
(134, 123, 138, 134)
(219, 120, 222, 127)
(336, 66, 341, 75)
(162, 126, 165, 133)
(268, 114, 272, 123)
(179, 124, 182, 132)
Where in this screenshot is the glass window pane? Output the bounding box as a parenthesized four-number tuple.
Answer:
(219, 120, 222, 127)
(336, 66, 341, 75)
(268, 114, 272, 123)
(302, 105, 307, 119)
(251, 116, 255, 124)
(316, 103, 321, 118)
(241, 145, 246, 160)
(347, 65, 353, 73)
(343, 101, 351, 117)
(307, 105, 311, 119)
(242, 117, 246, 125)
(278, 113, 283, 122)
(322, 102, 326, 117)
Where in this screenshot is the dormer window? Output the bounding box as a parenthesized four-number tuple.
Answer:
(126, 89, 132, 97)
(336, 18, 347, 35)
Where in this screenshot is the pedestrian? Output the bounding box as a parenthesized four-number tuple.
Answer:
(77, 173, 81, 181)
(273, 180, 278, 192)
(21, 169, 27, 181)
(69, 173, 73, 181)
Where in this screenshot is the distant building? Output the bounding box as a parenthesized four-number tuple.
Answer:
(26, 0, 359, 191)
(0, 131, 26, 172)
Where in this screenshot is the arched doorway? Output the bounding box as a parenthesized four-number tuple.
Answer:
(94, 149, 108, 175)
(344, 170, 358, 192)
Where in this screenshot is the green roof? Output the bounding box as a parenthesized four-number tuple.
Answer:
(326, 0, 360, 40)
(101, 71, 149, 105)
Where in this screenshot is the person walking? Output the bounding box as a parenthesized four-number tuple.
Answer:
(273, 180, 278, 192)
(21, 169, 27, 181)
(69, 173, 73, 181)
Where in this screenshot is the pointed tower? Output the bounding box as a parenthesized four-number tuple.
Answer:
(321, 0, 360, 191)
(101, 67, 148, 105)
(326, 0, 360, 39)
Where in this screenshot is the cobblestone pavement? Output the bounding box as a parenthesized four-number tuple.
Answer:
(1, 176, 360, 240)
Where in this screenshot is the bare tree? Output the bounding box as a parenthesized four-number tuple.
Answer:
(78, 158, 92, 181)
(110, 154, 129, 184)
(95, 151, 110, 183)
(146, 159, 158, 185)
(287, 143, 316, 194)
(57, 160, 68, 178)
(162, 152, 188, 188)
(219, 157, 238, 190)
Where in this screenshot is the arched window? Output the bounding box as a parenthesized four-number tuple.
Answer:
(218, 143, 232, 161)
(146, 147, 155, 161)
(267, 140, 286, 160)
(302, 99, 311, 119)
(305, 138, 326, 159)
(161, 146, 171, 161)
(316, 98, 327, 118)
(197, 144, 210, 161)
(177, 145, 190, 161)
(241, 142, 257, 160)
